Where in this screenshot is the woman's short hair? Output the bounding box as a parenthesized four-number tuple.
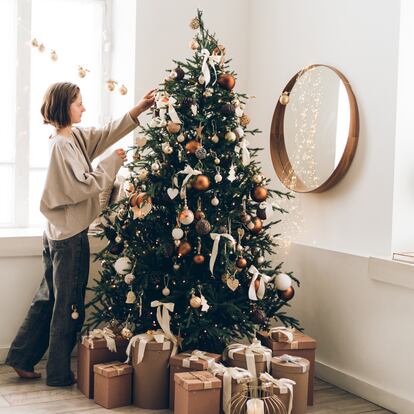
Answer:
(41, 82, 80, 129)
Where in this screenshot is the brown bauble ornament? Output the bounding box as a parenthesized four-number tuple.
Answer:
(136, 192, 152, 207)
(178, 241, 192, 256)
(277, 286, 295, 301)
(193, 175, 210, 191)
(217, 73, 236, 90)
(195, 219, 211, 235)
(236, 257, 247, 269)
(251, 186, 268, 202)
(254, 278, 261, 291)
(220, 103, 236, 117)
(240, 114, 251, 127)
(194, 210, 205, 220)
(193, 254, 205, 265)
(166, 121, 181, 134)
(251, 217, 263, 234)
(251, 309, 266, 325)
(174, 67, 185, 81)
(185, 140, 202, 154)
(190, 295, 202, 308)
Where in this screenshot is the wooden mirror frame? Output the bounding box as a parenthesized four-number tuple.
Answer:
(270, 64, 359, 193)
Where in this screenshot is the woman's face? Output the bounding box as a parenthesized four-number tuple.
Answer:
(69, 93, 85, 124)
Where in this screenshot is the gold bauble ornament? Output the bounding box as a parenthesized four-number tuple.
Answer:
(193, 175, 210, 191)
(185, 140, 202, 154)
(119, 84, 128, 95)
(178, 241, 192, 256)
(279, 91, 289, 105)
(251, 186, 268, 202)
(240, 114, 251, 127)
(225, 131, 237, 142)
(166, 121, 181, 134)
(189, 39, 199, 50)
(189, 17, 200, 30)
(121, 327, 133, 339)
(277, 286, 295, 301)
(78, 66, 88, 78)
(179, 207, 194, 225)
(236, 257, 247, 269)
(251, 217, 263, 234)
(106, 80, 117, 92)
(217, 73, 236, 90)
(193, 254, 205, 264)
(190, 294, 202, 308)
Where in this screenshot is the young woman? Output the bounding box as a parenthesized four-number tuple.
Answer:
(6, 82, 155, 386)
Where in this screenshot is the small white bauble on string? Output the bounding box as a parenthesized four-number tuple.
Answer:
(274, 273, 292, 291)
(234, 126, 244, 139)
(256, 256, 265, 265)
(214, 173, 223, 183)
(177, 133, 185, 143)
(162, 287, 171, 296)
(138, 169, 148, 181)
(115, 235, 122, 244)
(119, 84, 128, 95)
(225, 131, 236, 142)
(211, 196, 219, 206)
(252, 174, 263, 184)
(214, 158, 221, 165)
(124, 273, 135, 285)
(172, 227, 184, 240)
(114, 257, 132, 275)
(151, 162, 160, 172)
(134, 136, 147, 148)
(173, 263, 181, 271)
(71, 305, 79, 320)
(162, 143, 173, 155)
(179, 207, 194, 225)
(211, 134, 219, 144)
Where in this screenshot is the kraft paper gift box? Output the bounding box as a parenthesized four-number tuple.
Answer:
(93, 361, 132, 409)
(224, 338, 272, 379)
(271, 354, 310, 414)
(77, 328, 129, 399)
(174, 370, 221, 414)
(209, 362, 254, 414)
(169, 350, 221, 409)
(127, 331, 174, 410)
(257, 328, 316, 405)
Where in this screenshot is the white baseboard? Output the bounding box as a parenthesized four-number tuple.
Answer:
(316, 360, 414, 414)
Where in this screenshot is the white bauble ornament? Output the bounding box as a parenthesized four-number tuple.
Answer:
(134, 136, 147, 147)
(179, 207, 194, 225)
(151, 162, 160, 171)
(214, 173, 223, 183)
(252, 174, 263, 184)
(225, 131, 237, 142)
(275, 273, 292, 291)
(173, 263, 180, 270)
(211, 134, 219, 143)
(139, 169, 148, 181)
(162, 143, 173, 154)
(114, 257, 132, 275)
(177, 133, 185, 143)
(124, 273, 135, 284)
(172, 227, 184, 240)
(235, 107, 244, 117)
(162, 287, 171, 296)
(214, 158, 221, 165)
(234, 126, 244, 139)
(247, 221, 255, 230)
(211, 196, 219, 206)
(115, 236, 122, 243)
(71, 309, 79, 320)
(256, 256, 265, 264)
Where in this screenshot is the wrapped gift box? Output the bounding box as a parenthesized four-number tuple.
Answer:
(271, 355, 310, 414)
(224, 339, 272, 378)
(257, 329, 316, 405)
(77, 331, 129, 399)
(169, 350, 221, 409)
(129, 332, 173, 409)
(93, 361, 132, 409)
(174, 370, 221, 414)
(259, 372, 295, 414)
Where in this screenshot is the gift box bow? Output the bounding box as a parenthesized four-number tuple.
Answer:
(260, 372, 295, 414)
(82, 327, 117, 352)
(273, 354, 308, 373)
(181, 350, 216, 369)
(269, 326, 296, 344)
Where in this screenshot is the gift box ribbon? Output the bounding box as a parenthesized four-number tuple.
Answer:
(269, 327, 296, 344)
(225, 338, 272, 378)
(273, 354, 308, 373)
(181, 350, 215, 369)
(82, 327, 117, 352)
(209, 362, 253, 414)
(260, 372, 295, 414)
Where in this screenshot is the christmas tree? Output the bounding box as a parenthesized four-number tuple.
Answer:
(87, 10, 301, 353)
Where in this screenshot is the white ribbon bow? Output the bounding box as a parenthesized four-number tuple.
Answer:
(235, 138, 251, 166)
(82, 327, 117, 352)
(274, 354, 309, 373)
(248, 265, 272, 301)
(199, 48, 222, 86)
(181, 350, 215, 369)
(125, 329, 170, 364)
(209, 362, 253, 414)
(210, 232, 236, 275)
(156, 95, 182, 124)
(177, 165, 202, 198)
(150, 301, 178, 357)
(269, 326, 295, 343)
(260, 373, 296, 414)
(225, 338, 272, 378)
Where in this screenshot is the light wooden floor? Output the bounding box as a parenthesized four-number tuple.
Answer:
(0, 359, 393, 414)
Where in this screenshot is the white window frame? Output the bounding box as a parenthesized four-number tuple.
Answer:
(1, 0, 113, 229)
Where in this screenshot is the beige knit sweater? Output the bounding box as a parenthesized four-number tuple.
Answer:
(40, 112, 138, 240)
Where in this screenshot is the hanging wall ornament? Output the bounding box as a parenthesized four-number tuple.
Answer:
(119, 85, 128, 95)
(279, 91, 290, 105)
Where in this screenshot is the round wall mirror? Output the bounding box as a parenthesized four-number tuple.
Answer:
(270, 64, 359, 193)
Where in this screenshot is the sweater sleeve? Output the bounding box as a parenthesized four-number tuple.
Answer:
(74, 112, 139, 161)
(40, 140, 124, 210)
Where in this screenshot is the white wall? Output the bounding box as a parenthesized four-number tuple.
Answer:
(247, 1, 414, 413)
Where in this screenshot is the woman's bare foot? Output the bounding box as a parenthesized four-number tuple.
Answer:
(14, 368, 41, 379)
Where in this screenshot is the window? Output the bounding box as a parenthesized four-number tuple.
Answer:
(2, 0, 111, 229)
